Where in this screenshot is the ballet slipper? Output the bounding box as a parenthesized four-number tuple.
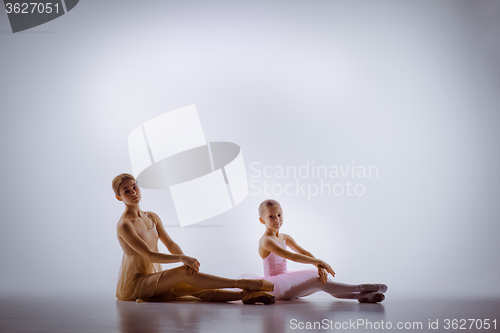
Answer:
(242, 291, 276, 305)
(236, 279, 274, 291)
(359, 284, 388, 293)
(373, 284, 388, 293)
(358, 292, 385, 303)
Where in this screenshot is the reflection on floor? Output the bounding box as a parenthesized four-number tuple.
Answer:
(0, 294, 498, 333)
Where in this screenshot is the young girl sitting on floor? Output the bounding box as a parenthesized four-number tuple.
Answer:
(257, 199, 387, 303)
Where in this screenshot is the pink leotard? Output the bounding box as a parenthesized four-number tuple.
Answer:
(262, 238, 319, 299)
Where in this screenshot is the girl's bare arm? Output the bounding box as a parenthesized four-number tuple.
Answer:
(117, 220, 199, 272)
(261, 237, 322, 265)
(149, 212, 197, 274)
(284, 234, 316, 258)
(148, 212, 184, 255)
(284, 234, 332, 281)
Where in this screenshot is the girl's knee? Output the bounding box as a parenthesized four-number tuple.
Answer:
(160, 266, 188, 281)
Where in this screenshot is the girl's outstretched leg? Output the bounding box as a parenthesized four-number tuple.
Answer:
(166, 283, 244, 302)
(153, 266, 236, 296)
(209, 290, 243, 302)
(206, 290, 276, 304)
(280, 278, 385, 300)
(152, 266, 273, 299)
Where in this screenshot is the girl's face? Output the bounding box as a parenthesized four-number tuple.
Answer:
(260, 205, 283, 231)
(116, 179, 141, 205)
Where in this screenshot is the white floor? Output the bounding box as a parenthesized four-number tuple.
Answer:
(1, 294, 499, 333)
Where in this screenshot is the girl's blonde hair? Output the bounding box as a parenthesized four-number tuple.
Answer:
(258, 199, 281, 217)
(112, 173, 136, 196)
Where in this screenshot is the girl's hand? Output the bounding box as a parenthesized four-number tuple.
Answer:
(318, 266, 328, 284)
(181, 255, 200, 273)
(318, 260, 335, 277)
(185, 265, 197, 275)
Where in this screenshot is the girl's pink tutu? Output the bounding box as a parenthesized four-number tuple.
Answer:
(245, 239, 320, 299)
(262, 269, 319, 299)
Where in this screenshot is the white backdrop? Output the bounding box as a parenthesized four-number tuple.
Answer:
(0, 0, 499, 298)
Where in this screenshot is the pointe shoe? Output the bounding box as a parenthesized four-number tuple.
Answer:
(358, 292, 385, 303)
(236, 279, 274, 291)
(373, 284, 388, 293)
(360, 284, 388, 293)
(242, 291, 276, 305)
